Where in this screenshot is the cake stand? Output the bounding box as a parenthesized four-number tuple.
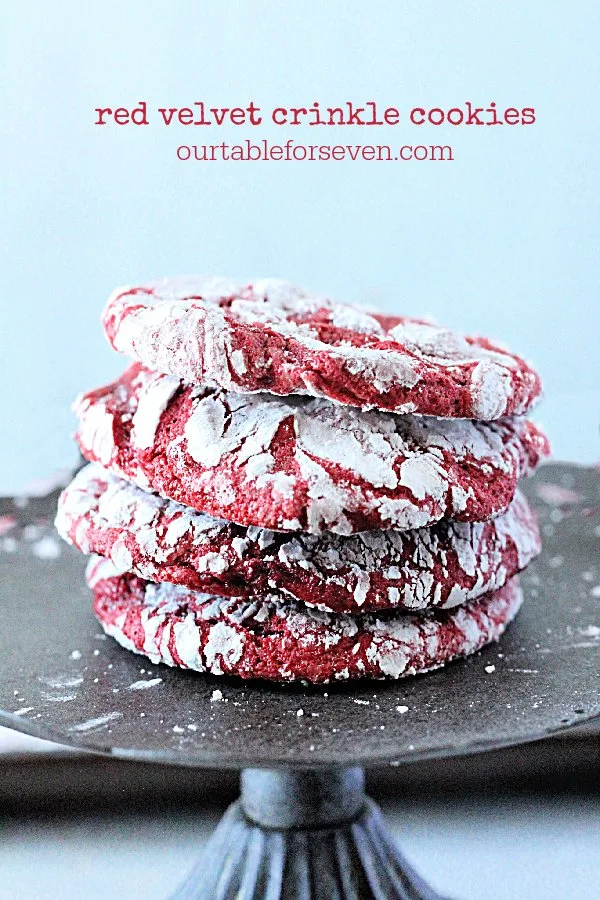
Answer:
(0, 462, 598, 898)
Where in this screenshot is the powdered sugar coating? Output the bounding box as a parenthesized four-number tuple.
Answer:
(88, 558, 524, 684)
(102, 277, 542, 419)
(74, 365, 550, 536)
(57, 464, 541, 613)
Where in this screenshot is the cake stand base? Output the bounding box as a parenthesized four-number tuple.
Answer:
(172, 766, 447, 899)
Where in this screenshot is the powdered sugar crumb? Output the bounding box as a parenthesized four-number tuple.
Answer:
(70, 712, 122, 732)
(580, 624, 600, 638)
(32, 535, 62, 560)
(128, 677, 163, 690)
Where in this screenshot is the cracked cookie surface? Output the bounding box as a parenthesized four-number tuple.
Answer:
(58, 464, 540, 613)
(89, 558, 524, 684)
(102, 276, 542, 419)
(74, 365, 549, 535)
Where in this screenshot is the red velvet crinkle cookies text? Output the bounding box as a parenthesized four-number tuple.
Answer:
(74, 365, 550, 535)
(102, 277, 542, 419)
(89, 558, 524, 684)
(57, 464, 540, 614)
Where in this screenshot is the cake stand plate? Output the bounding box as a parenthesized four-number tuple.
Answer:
(0, 462, 598, 898)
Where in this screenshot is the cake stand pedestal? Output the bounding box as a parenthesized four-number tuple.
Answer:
(173, 766, 445, 898)
(0, 463, 598, 898)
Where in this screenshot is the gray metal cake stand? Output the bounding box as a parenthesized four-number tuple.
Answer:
(0, 462, 599, 899)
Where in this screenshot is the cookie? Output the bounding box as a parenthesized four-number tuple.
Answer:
(102, 277, 542, 419)
(88, 558, 524, 683)
(58, 464, 540, 614)
(74, 365, 549, 535)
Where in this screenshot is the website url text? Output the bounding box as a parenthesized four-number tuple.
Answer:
(175, 140, 454, 162)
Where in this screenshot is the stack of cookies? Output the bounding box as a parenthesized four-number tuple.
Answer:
(56, 278, 550, 683)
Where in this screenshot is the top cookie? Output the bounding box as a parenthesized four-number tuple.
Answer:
(102, 277, 542, 419)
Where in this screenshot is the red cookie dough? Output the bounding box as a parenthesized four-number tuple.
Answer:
(88, 558, 524, 684)
(74, 365, 550, 536)
(102, 277, 542, 419)
(57, 464, 541, 614)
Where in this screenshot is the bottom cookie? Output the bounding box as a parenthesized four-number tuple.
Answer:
(88, 558, 523, 684)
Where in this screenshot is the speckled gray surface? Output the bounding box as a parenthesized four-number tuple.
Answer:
(0, 462, 598, 769)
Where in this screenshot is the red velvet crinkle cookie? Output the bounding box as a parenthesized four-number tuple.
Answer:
(57, 464, 540, 614)
(88, 558, 524, 684)
(102, 277, 542, 419)
(74, 365, 549, 536)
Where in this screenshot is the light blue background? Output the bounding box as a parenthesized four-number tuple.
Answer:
(1, 0, 599, 492)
